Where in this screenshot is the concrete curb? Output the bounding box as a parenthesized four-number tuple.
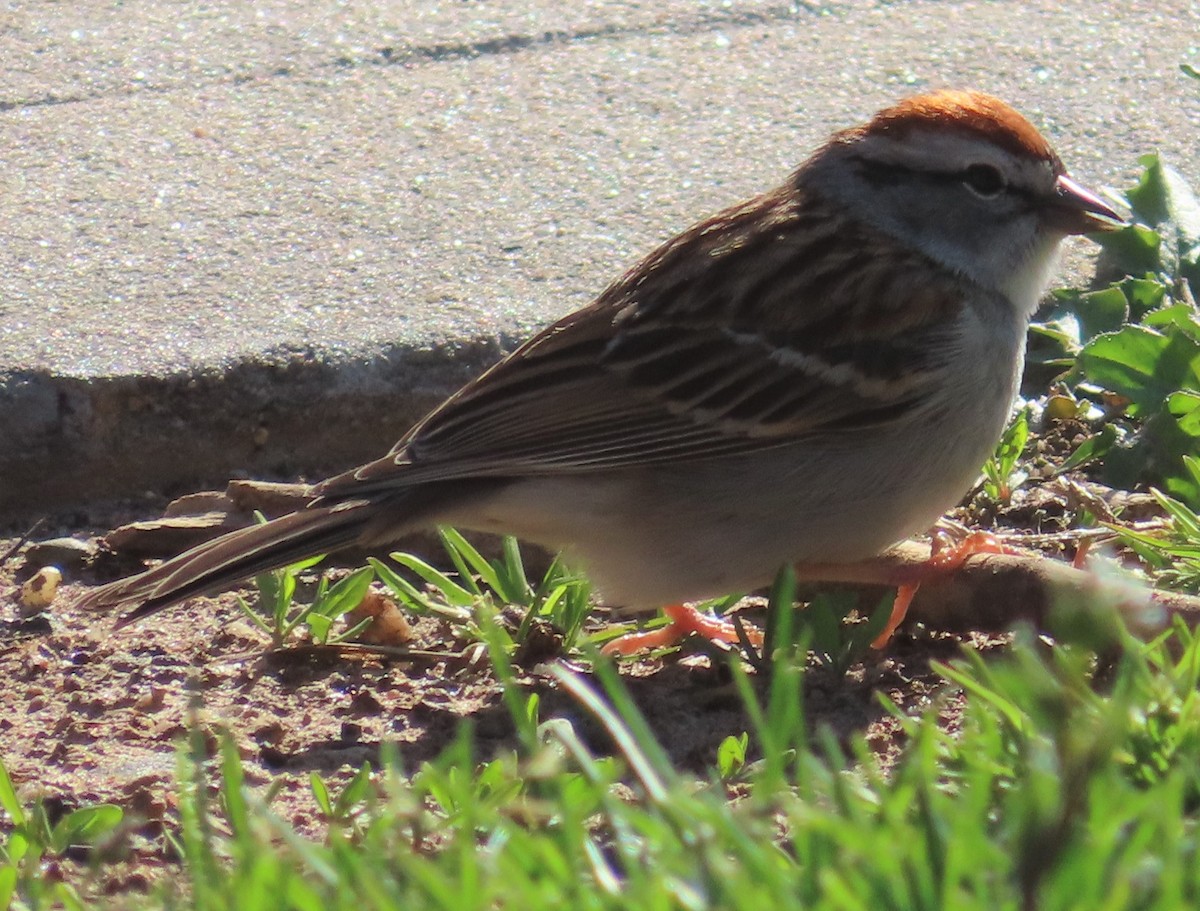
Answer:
(4, 337, 509, 522)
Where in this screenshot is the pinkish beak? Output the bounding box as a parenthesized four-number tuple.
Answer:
(1050, 174, 1125, 235)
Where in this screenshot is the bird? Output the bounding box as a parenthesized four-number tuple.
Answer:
(75, 90, 1122, 653)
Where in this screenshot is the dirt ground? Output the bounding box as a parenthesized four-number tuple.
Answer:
(0, 499, 1023, 898)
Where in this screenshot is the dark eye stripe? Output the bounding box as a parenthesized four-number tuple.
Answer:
(851, 154, 1022, 194)
(848, 154, 1048, 223)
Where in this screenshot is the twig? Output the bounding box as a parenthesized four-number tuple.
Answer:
(212, 641, 475, 667)
(795, 541, 1200, 639)
(1, 518, 46, 565)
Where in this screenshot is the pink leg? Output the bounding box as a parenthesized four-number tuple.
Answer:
(601, 603, 764, 657)
(870, 531, 1014, 649)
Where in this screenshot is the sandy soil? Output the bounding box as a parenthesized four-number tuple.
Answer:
(0, 499, 1032, 898)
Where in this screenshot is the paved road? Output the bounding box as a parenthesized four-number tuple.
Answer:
(2, 0, 1197, 521)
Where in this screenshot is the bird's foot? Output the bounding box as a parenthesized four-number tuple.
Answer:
(600, 603, 764, 656)
(870, 530, 1015, 650)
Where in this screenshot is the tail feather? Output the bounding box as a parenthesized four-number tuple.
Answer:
(75, 501, 375, 628)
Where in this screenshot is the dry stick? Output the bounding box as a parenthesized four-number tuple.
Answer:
(1, 518, 46, 565)
(795, 540, 1200, 639)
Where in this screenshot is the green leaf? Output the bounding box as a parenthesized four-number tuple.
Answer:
(0, 759, 25, 826)
(1155, 158, 1200, 250)
(333, 764, 373, 819)
(1143, 302, 1200, 341)
(998, 408, 1029, 474)
(235, 594, 275, 636)
(717, 733, 749, 779)
(0, 866, 15, 911)
(49, 805, 123, 853)
(982, 408, 1031, 502)
(312, 567, 374, 621)
(933, 659, 1029, 734)
(1151, 488, 1200, 539)
(53, 883, 87, 911)
(1056, 424, 1118, 474)
(5, 830, 28, 864)
(1122, 276, 1169, 318)
(1027, 314, 1082, 358)
(1126, 153, 1174, 227)
(219, 738, 249, 838)
(1103, 154, 1200, 288)
(306, 613, 333, 643)
(369, 557, 472, 621)
(387, 552, 477, 607)
(310, 772, 333, 817)
(1095, 223, 1163, 277)
(1078, 324, 1200, 413)
(1057, 286, 1131, 342)
(496, 535, 533, 605)
(523, 692, 540, 732)
(1168, 390, 1200, 436)
(439, 527, 502, 595)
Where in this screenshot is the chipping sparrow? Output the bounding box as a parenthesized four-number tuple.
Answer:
(77, 90, 1121, 649)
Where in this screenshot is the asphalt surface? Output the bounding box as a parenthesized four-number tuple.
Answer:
(3, 0, 1198, 522)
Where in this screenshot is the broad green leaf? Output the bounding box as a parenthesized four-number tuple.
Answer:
(1058, 286, 1130, 341)
(306, 614, 333, 642)
(717, 733, 749, 779)
(1122, 275, 1169, 317)
(1126, 153, 1175, 228)
(1026, 321, 1081, 362)
(1078, 324, 1200, 412)
(1143, 304, 1200, 347)
(1155, 157, 1200, 250)
(1094, 223, 1163, 278)
(1168, 390, 1200, 436)
(1103, 154, 1200, 286)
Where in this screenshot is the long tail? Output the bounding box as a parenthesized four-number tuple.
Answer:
(75, 501, 376, 628)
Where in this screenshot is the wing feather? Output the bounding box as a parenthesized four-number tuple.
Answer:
(317, 184, 972, 500)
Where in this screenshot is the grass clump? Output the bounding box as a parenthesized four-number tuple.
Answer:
(78, 606, 1199, 911)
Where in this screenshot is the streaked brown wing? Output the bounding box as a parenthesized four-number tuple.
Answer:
(318, 185, 964, 498)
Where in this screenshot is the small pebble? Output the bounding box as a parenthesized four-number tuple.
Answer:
(25, 538, 95, 571)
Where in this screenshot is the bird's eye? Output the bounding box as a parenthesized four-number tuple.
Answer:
(962, 163, 1005, 198)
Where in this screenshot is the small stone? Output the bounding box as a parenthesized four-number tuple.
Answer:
(162, 491, 233, 517)
(25, 537, 96, 571)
